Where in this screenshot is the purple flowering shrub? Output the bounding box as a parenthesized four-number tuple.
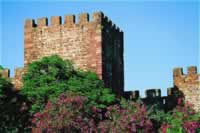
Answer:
(32, 92, 98, 133)
(32, 93, 200, 133)
(32, 94, 156, 133)
(98, 100, 155, 132)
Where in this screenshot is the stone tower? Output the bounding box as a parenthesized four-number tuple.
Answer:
(24, 12, 124, 96)
(173, 66, 200, 111)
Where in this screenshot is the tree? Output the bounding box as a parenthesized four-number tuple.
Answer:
(0, 75, 30, 132)
(21, 55, 116, 114)
(0, 65, 3, 70)
(21, 55, 74, 114)
(67, 70, 116, 108)
(0, 75, 12, 100)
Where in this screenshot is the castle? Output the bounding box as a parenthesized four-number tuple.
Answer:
(0, 12, 199, 111)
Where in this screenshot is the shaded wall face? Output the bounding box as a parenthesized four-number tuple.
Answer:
(24, 16, 103, 77)
(102, 19, 124, 96)
(173, 67, 200, 112)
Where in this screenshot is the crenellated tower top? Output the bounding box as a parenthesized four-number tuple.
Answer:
(173, 66, 199, 87)
(24, 12, 121, 31)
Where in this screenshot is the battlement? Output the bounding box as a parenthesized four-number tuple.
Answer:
(145, 89, 161, 98)
(0, 69, 10, 78)
(124, 87, 179, 100)
(173, 66, 198, 77)
(0, 68, 24, 90)
(124, 66, 199, 97)
(124, 87, 180, 111)
(173, 66, 199, 86)
(24, 12, 121, 32)
(173, 66, 200, 112)
(13, 67, 24, 90)
(124, 90, 140, 99)
(124, 66, 200, 112)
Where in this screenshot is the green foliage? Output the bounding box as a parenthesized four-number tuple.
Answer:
(149, 99, 200, 133)
(0, 65, 3, 70)
(21, 55, 74, 114)
(21, 55, 116, 114)
(67, 70, 116, 108)
(22, 55, 73, 113)
(0, 65, 4, 77)
(0, 76, 30, 132)
(0, 76, 13, 104)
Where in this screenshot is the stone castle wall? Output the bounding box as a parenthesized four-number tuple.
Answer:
(124, 88, 178, 111)
(101, 17, 124, 95)
(0, 69, 10, 79)
(11, 12, 124, 95)
(173, 66, 200, 111)
(24, 12, 104, 75)
(0, 68, 24, 90)
(124, 66, 200, 112)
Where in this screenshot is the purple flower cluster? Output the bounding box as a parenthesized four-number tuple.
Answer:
(98, 103, 154, 133)
(183, 121, 200, 133)
(32, 93, 97, 132)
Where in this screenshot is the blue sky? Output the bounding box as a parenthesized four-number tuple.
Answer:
(0, 1, 199, 96)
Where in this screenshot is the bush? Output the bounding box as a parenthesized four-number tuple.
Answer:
(21, 55, 116, 114)
(0, 76, 30, 132)
(32, 92, 98, 133)
(0, 65, 3, 70)
(158, 98, 200, 133)
(98, 99, 155, 132)
(32, 95, 157, 133)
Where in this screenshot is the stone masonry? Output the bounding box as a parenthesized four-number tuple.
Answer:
(0, 69, 10, 79)
(18, 12, 124, 96)
(173, 66, 200, 111)
(124, 66, 200, 112)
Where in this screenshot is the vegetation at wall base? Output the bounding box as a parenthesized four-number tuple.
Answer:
(0, 65, 4, 70)
(0, 74, 31, 132)
(0, 55, 199, 132)
(21, 55, 116, 114)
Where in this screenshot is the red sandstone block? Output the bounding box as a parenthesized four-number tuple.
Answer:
(0, 69, 10, 78)
(173, 68, 183, 77)
(78, 13, 89, 24)
(25, 19, 35, 28)
(51, 16, 61, 26)
(187, 66, 197, 75)
(92, 12, 103, 22)
(64, 15, 75, 26)
(37, 17, 48, 27)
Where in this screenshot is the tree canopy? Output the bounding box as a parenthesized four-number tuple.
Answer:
(0, 65, 3, 70)
(21, 55, 116, 114)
